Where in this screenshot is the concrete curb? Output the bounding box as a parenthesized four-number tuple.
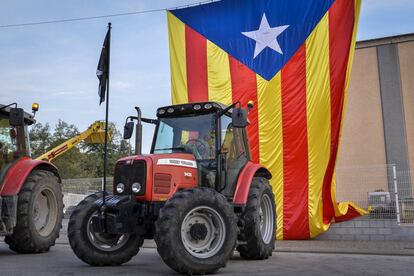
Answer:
(274, 240, 414, 256)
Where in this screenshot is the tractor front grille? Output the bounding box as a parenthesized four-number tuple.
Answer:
(113, 160, 146, 196)
(154, 173, 172, 195)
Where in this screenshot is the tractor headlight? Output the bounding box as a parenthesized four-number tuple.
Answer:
(204, 103, 212, 109)
(116, 183, 125, 194)
(131, 182, 142, 194)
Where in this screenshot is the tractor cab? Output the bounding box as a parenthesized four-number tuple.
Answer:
(0, 103, 37, 182)
(70, 101, 275, 275)
(151, 102, 251, 196)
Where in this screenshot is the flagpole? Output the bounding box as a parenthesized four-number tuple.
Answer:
(102, 22, 111, 208)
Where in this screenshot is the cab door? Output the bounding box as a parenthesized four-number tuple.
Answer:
(220, 115, 249, 196)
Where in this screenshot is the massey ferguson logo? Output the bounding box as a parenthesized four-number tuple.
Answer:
(157, 158, 197, 168)
(184, 172, 192, 177)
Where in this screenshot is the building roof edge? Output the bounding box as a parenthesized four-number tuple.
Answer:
(356, 33, 414, 49)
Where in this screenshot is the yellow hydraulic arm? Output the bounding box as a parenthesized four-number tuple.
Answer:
(36, 121, 108, 162)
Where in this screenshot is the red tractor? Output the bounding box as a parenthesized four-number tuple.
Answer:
(68, 102, 276, 274)
(0, 103, 63, 253)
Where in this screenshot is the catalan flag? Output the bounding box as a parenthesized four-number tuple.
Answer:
(167, 0, 367, 240)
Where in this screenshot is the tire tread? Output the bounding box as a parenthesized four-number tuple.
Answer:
(67, 193, 143, 266)
(5, 169, 63, 253)
(236, 177, 276, 260)
(155, 187, 237, 275)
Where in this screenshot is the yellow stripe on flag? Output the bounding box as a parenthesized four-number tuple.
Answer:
(167, 12, 188, 104)
(305, 13, 331, 237)
(206, 41, 232, 105)
(257, 73, 284, 240)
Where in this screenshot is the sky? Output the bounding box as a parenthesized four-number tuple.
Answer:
(0, 0, 413, 153)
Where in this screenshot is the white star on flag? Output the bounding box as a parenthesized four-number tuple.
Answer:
(242, 13, 289, 58)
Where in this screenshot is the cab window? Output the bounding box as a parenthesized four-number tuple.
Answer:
(152, 113, 216, 160)
(221, 115, 248, 193)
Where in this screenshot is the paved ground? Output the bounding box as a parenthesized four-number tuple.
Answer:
(0, 219, 413, 275)
(56, 219, 414, 256)
(0, 242, 413, 276)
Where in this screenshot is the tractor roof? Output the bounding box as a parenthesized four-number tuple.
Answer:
(0, 104, 36, 125)
(156, 102, 230, 118)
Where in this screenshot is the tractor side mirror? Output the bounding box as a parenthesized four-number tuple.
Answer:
(232, 108, 248, 128)
(9, 108, 25, 126)
(123, 121, 134, 140)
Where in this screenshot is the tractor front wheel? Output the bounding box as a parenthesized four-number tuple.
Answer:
(5, 169, 63, 253)
(237, 177, 276, 260)
(155, 188, 237, 275)
(68, 193, 143, 266)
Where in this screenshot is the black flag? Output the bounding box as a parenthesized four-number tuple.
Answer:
(97, 29, 110, 105)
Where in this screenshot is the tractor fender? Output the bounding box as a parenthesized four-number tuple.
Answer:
(233, 161, 272, 206)
(0, 157, 60, 196)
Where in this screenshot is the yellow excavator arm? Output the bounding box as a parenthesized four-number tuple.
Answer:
(36, 121, 109, 162)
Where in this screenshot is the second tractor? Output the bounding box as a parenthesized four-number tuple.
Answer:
(0, 103, 63, 253)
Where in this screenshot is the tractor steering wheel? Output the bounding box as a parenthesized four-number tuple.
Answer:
(186, 138, 209, 159)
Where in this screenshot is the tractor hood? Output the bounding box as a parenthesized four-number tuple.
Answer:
(117, 153, 197, 169)
(113, 153, 198, 202)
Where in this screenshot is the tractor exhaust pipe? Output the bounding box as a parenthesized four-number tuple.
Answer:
(134, 106, 142, 155)
(124, 107, 156, 155)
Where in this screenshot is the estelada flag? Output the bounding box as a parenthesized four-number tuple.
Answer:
(167, 0, 367, 240)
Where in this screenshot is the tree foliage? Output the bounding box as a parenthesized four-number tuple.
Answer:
(29, 122, 52, 157)
(29, 120, 132, 179)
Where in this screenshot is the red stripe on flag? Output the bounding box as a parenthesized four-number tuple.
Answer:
(281, 45, 310, 239)
(334, 206, 362, 222)
(185, 26, 208, 102)
(229, 56, 260, 163)
(322, 0, 355, 224)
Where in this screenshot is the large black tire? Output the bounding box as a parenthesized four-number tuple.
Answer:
(237, 177, 276, 260)
(68, 193, 143, 266)
(5, 169, 63, 253)
(155, 188, 237, 275)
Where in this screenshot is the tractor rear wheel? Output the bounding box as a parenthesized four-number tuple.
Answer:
(155, 188, 237, 275)
(5, 169, 63, 253)
(237, 177, 276, 260)
(68, 193, 143, 266)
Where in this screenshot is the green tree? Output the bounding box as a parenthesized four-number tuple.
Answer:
(49, 120, 85, 178)
(51, 120, 79, 146)
(28, 120, 131, 179)
(81, 122, 129, 177)
(29, 122, 52, 158)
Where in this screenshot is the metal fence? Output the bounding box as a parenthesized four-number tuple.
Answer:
(61, 164, 414, 223)
(61, 177, 113, 214)
(62, 177, 113, 194)
(335, 164, 413, 224)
